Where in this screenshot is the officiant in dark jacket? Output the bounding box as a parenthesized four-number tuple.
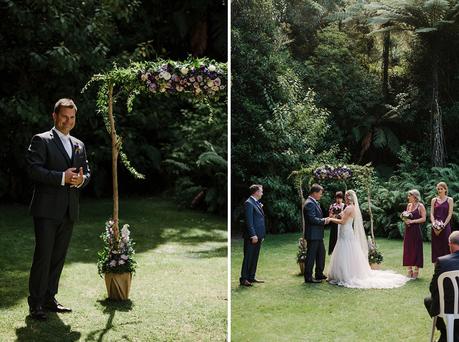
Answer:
(425, 231, 459, 342)
(240, 184, 266, 287)
(328, 191, 345, 255)
(26, 98, 91, 320)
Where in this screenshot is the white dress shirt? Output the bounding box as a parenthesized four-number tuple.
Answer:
(53, 127, 84, 187)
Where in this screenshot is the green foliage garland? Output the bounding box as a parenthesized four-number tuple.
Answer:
(83, 58, 227, 180)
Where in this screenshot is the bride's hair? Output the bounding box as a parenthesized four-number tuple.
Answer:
(345, 190, 368, 257)
(345, 190, 356, 204)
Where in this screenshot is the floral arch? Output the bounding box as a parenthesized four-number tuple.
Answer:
(290, 163, 376, 243)
(82, 58, 226, 298)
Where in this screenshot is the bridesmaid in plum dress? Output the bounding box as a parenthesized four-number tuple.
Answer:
(430, 182, 454, 264)
(402, 189, 426, 279)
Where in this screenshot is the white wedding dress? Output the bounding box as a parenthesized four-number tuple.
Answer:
(327, 192, 410, 289)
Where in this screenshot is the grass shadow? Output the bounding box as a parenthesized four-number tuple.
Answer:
(16, 313, 81, 341)
(188, 246, 228, 258)
(0, 197, 226, 310)
(85, 299, 135, 342)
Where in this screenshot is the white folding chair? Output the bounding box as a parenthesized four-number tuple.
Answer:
(431, 270, 459, 342)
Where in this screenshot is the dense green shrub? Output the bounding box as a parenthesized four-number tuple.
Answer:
(0, 1, 227, 214)
(367, 148, 459, 240)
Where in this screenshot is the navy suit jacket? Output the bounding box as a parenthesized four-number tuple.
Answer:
(26, 129, 91, 222)
(303, 197, 325, 240)
(429, 251, 459, 316)
(244, 197, 266, 239)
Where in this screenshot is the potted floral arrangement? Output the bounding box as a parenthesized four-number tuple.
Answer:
(98, 220, 137, 300)
(367, 236, 383, 269)
(296, 238, 307, 275)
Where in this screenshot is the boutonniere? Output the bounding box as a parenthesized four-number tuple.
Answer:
(74, 143, 82, 154)
(258, 202, 263, 208)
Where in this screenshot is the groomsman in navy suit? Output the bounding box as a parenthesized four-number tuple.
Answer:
(240, 184, 266, 287)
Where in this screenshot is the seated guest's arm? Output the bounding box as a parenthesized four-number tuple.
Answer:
(430, 260, 443, 314)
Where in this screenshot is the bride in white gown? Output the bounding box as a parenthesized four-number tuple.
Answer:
(327, 190, 410, 289)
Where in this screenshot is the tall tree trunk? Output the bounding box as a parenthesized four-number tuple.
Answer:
(108, 83, 120, 240)
(382, 30, 390, 101)
(431, 44, 446, 167)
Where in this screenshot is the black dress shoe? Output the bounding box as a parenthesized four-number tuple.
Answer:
(304, 278, 322, 283)
(250, 279, 265, 283)
(240, 280, 253, 287)
(29, 306, 47, 320)
(315, 275, 327, 280)
(43, 299, 72, 313)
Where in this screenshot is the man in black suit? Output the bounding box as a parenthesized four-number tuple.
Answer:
(240, 184, 266, 287)
(425, 231, 459, 342)
(26, 98, 91, 320)
(303, 184, 330, 283)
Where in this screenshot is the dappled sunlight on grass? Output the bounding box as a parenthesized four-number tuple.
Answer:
(0, 197, 227, 341)
(232, 231, 435, 341)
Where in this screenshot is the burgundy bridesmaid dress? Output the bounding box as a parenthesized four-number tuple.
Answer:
(402, 207, 423, 267)
(431, 199, 452, 263)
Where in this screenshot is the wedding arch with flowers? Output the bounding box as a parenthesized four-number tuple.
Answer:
(83, 57, 227, 299)
(290, 163, 382, 269)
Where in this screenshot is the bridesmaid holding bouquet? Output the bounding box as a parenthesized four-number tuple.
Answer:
(401, 189, 425, 279)
(430, 182, 454, 263)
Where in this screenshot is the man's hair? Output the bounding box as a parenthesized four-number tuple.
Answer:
(249, 184, 263, 195)
(54, 98, 77, 115)
(309, 184, 324, 195)
(449, 231, 459, 245)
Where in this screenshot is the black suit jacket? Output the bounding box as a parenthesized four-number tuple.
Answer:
(303, 198, 325, 240)
(243, 197, 266, 239)
(429, 251, 459, 316)
(26, 129, 91, 221)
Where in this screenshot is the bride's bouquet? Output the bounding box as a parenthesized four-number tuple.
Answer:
(330, 203, 343, 218)
(400, 211, 413, 224)
(432, 220, 446, 236)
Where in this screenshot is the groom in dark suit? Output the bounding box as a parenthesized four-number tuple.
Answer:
(425, 231, 459, 342)
(240, 184, 266, 287)
(304, 184, 330, 283)
(26, 98, 91, 320)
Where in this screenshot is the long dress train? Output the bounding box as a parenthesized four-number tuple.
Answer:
(328, 217, 410, 289)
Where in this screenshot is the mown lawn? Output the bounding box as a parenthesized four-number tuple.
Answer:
(0, 197, 227, 342)
(231, 231, 436, 341)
